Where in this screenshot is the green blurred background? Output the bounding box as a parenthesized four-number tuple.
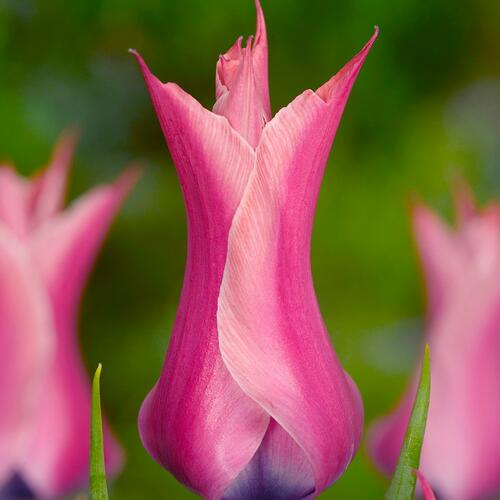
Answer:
(0, 0, 499, 498)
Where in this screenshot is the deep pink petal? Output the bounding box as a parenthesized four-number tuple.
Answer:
(213, 0, 271, 147)
(132, 52, 271, 498)
(0, 224, 53, 487)
(217, 31, 376, 494)
(18, 170, 137, 497)
(316, 27, 378, 103)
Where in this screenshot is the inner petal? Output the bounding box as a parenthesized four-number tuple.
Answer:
(223, 419, 315, 500)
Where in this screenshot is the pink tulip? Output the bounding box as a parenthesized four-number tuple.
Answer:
(369, 184, 500, 499)
(0, 133, 138, 498)
(132, 1, 377, 498)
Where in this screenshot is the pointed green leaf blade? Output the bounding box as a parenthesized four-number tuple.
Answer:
(386, 344, 431, 500)
(90, 364, 109, 500)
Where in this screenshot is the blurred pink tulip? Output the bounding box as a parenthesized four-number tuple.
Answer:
(369, 184, 500, 499)
(132, 1, 377, 498)
(0, 133, 138, 498)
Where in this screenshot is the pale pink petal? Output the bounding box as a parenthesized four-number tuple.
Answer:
(370, 193, 500, 500)
(218, 32, 376, 494)
(213, 0, 271, 147)
(31, 167, 139, 308)
(18, 169, 138, 497)
(458, 204, 500, 274)
(29, 130, 77, 228)
(252, 0, 270, 115)
(0, 224, 52, 486)
(132, 52, 271, 498)
(412, 203, 461, 321)
(370, 291, 500, 499)
(0, 131, 75, 237)
(0, 166, 32, 236)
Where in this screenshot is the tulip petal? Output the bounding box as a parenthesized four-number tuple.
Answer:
(459, 203, 500, 273)
(0, 166, 32, 236)
(370, 193, 500, 499)
(18, 170, 137, 497)
(316, 27, 378, 103)
(0, 224, 52, 487)
(0, 132, 75, 237)
(223, 419, 315, 500)
(213, 0, 271, 147)
(218, 32, 376, 494)
(412, 203, 461, 320)
(132, 52, 273, 499)
(416, 470, 437, 500)
(252, 0, 270, 114)
(453, 177, 476, 227)
(29, 130, 77, 228)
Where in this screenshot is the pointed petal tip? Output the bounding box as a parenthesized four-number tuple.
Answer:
(316, 26, 378, 103)
(129, 48, 153, 77)
(411, 203, 438, 232)
(361, 25, 379, 56)
(129, 48, 144, 65)
(406, 193, 426, 214)
(254, 0, 266, 41)
(451, 174, 477, 225)
(56, 127, 80, 151)
(115, 165, 142, 196)
(49, 128, 79, 174)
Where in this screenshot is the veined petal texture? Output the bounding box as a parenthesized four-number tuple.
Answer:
(134, 2, 377, 497)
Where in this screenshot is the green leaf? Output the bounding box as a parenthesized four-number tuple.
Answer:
(89, 364, 109, 500)
(386, 344, 431, 500)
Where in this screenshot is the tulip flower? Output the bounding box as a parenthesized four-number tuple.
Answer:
(132, 1, 377, 498)
(0, 133, 138, 498)
(369, 184, 500, 499)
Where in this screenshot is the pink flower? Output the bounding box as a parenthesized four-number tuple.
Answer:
(132, 1, 377, 498)
(0, 132, 138, 498)
(369, 184, 500, 499)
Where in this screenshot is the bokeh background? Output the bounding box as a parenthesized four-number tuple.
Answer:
(0, 0, 499, 498)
